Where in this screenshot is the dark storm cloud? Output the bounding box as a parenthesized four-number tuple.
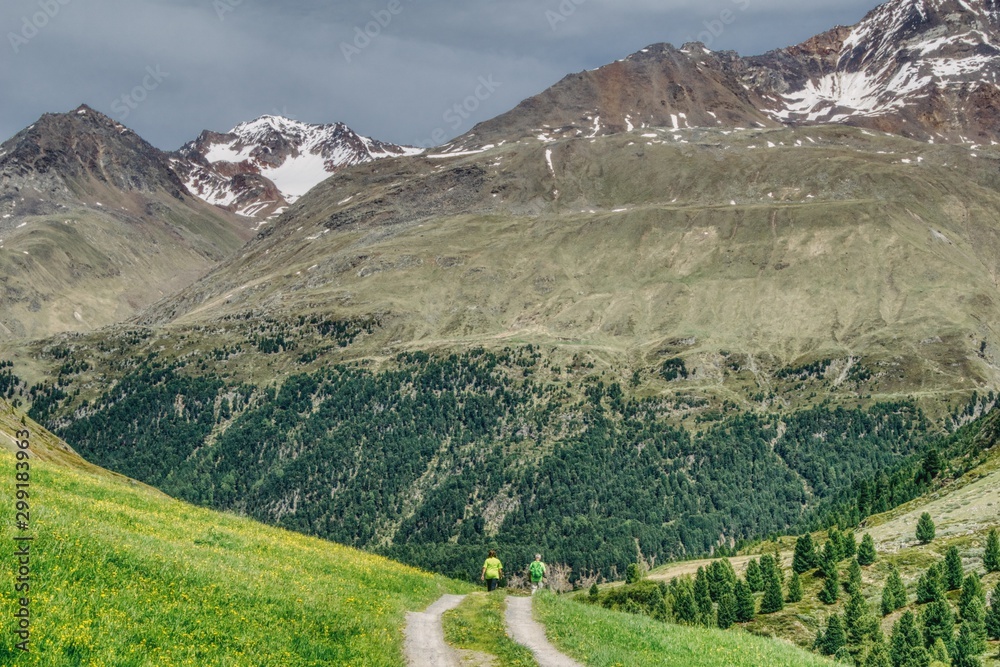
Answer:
(1, 0, 880, 150)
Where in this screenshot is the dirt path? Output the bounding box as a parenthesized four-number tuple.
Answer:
(404, 594, 466, 667)
(505, 597, 583, 667)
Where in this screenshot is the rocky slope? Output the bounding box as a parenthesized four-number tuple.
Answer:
(0, 105, 252, 340)
(172, 115, 422, 220)
(446, 0, 1000, 152)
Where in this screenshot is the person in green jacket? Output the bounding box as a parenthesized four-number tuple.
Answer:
(529, 554, 546, 595)
(481, 550, 503, 591)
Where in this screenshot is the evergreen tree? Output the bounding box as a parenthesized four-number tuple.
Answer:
(842, 532, 857, 559)
(589, 582, 599, 600)
(951, 596, 987, 667)
(745, 558, 764, 593)
(959, 572, 985, 621)
(928, 638, 949, 666)
(672, 579, 697, 625)
(986, 581, 1000, 641)
(881, 565, 907, 615)
(787, 570, 803, 603)
(626, 563, 642, 585)
(916, 564, 943, 604)
(857, 533, 877, 566)
(943, 546, 963, 592)
(821, 539, 840, 573)
(844, 589, 874, 647)
(694, 567, 714, 623)
(817, 614, 847, 656)
(717, 591, 737, 630)
(828, 527, 845, 562)
(706, 558, 737, 602)
(890, 611, 928, 667)
(819, 564, 841, 605)
(920, 598, 954, 652)
(793, 533, 818, 574)
(734, 579, 756, 623)
(916, 512, 935, 544)
(984, 528, 1000, 574)
(847, 558, 864, 596)
(761, 566, 785, 614)
(862, 640, 892, 667)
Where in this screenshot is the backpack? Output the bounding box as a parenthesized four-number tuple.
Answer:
(529, 561, 545, 580)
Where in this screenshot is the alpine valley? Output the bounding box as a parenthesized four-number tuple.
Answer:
(4, 0, 1000, 620)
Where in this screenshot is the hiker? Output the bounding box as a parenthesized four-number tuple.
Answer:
(481, 549, 503, 591)
(529, 554, 546, 594)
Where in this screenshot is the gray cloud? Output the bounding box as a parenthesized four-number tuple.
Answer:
(1, 0, 880, 149)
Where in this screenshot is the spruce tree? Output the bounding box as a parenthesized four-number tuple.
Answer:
(734, 579, 756, 623)
(959, 572, 986, 621)
(717, 591, 737, 630)
(881, 565, 907, 615)
(847, 558, 863, 596)
(589, 582, 599, 600)
(916, 512, 935, 544)
(707, 559, 737, 602)
(916, 563, 943, 604)
(787, 570, 803, 603)
(857, 533, 877, 566)
(844, 589, 873, 647)
(862, 640, 892, 667)
(819, 565, 840, 604)
(694, 567, 714, 623)
(890, 611, 928, 667)
(793, 533, 817, 574)
(745, 558, 764, 593)
(984, 528, 1000, 573)
(986, 581, 1000, 641)
(920, 597, 954, 652)
(842, 532, 857, 559)
(928, 638, 950, 665)
(944, 546, 964, 591)
(672, 579, 698, 625)
(828, 527, 844, 562)
(817, 614, 847, 656)
(952, 596, 987, 667)
(760, 566, 785, 614)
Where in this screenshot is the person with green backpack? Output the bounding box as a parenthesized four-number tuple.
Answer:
(529, 554, 546, 595)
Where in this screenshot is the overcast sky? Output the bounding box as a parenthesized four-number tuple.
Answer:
(2, 0, 881, 150)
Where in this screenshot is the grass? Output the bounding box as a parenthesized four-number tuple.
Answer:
(533, 591, 833, 667)
(0, 437, 470, 665)
(442, 592, 538, 666)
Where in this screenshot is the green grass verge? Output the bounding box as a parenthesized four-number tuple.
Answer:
(0, 448, 471, 665)
(533, 592, 833, 667)
(442, 592, 539, 666)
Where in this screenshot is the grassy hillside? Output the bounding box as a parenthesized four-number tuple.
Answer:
(0, 399, 467, 665)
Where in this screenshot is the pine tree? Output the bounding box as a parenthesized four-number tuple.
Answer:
(734, 579, 756, 623)
(706, 559, 737, 602)
(881, 565, 907, 615)
(984, 528, 1000, 573)
(844, 589, 874, 647)
(857, 533, 877, 566)
(952, 596, 987, 667)
(827, 527, 844, 562)
(787, 570, 803, 603)
(847, 558, 863, 596)
(916, 512, 935, 544)
(959, 572, 986, 621)
(916, 563, 943, 604)
(890, 611, 928, 667)
(920, 598, 954, 652)
(819, 565, 840, 605)
(694, 567, 714, 623)
(760, 565, 785, 614)
(793, 533, 817, 574)
(717, 591, 737, 630)
(745, 558, 764, 593)
(862, 640, 892, 667)
(944, 546, 964, 591)
(986, 581, 1000, 641)
(842, 532, 857, 559)
(817, 614, 847, 656)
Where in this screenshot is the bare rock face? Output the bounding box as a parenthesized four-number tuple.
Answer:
(172, 116, 423, 219)
(447, 0, 1000, 151)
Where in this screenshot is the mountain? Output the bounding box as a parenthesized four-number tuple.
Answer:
(0, 105, 252, 340)
(172, 115, 423, 220)
(446, 0, 1000, 152)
